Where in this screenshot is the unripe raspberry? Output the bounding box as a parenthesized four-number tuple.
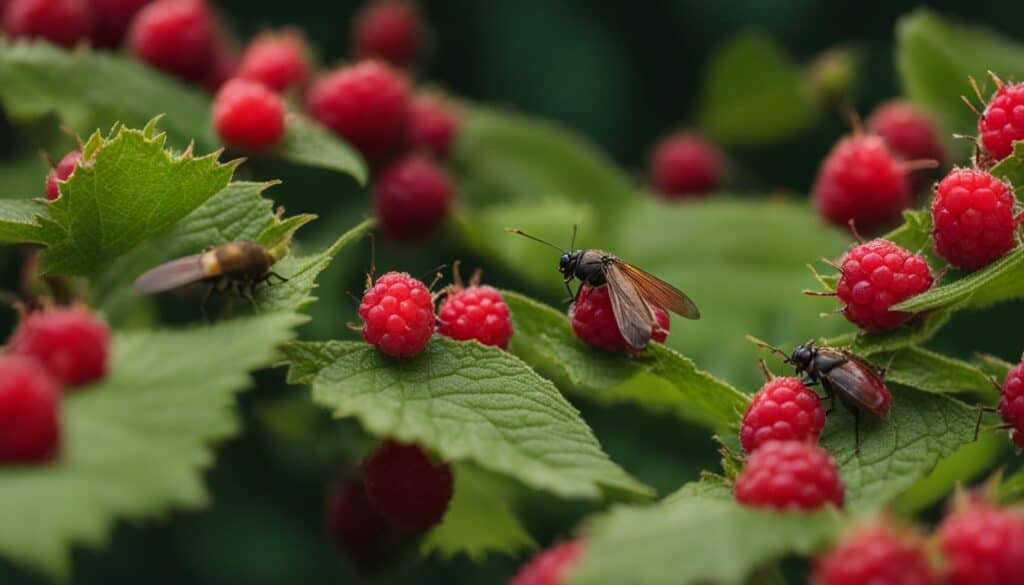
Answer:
(372, 154, 453, 241)
(569, 285, 668, 352)
(361, 440, 453, 532)
(510, 539, 584, 585)
(324, 475, 399, 573)
(408, 95, 459, 158)
(868, 99, 946, 193)
(978, 80, 1024, 162)
(2, 0, 91, 47)
(45, 150, 82, 201)
(835, 239, 934, 332)
(931, 168, 1017, 271)
(813, 135, 912, 232)
(438, 283, 512, 349)
(352, 0, 422, 68)
(1000, 359, 1024, 450)
(734, 440, 844, 510)
(212, 79, 285, 152)
(128, 0, 215, 83)
(937, 501, 1024, 585)
(0, 355, 61, 462)
(740, 377, 826, 454)
(88, 0, 150, 47)
(358, 271, 434, 358)
(649, 133, 724, 198)
(235, 31, 310, 93)
(6, 306, 110, 387)
(811, 523, 937, 585)
(305, 61, 411, 161)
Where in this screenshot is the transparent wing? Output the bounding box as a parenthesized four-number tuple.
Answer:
(133, 255, 205, 293)
(604, 262, 655, 350)
(617, 261, 700, 319)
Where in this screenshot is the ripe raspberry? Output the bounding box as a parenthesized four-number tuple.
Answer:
(978, 81, 1024, 162)
(999, 359, 1024, 450)
(835, 239, 934, 332)
(358, 271, 435, 358)
(734, 440, 844, 510)
(372, 154, 453, 241)
(305, 61, 411, 161)
(45, 150, 82, 201)
(212, 79, 285, 152)
(811, 523, 937, 585)
(200, 39, 238, 93)
(88, 0, 150, 47)
(813, 135, 912, 232)
(128, 0, 215, 83)
(361, 440, 453, 532)
(6, 306, 110, 387)
(0, 356, 61, 462)
(352, 0, 422, 68)
(408, 95, 459, 158)
(510, 539, 584, 585)
(937, 501, 1024, 585)
(649, 133, 724, 198)
(569, 285, 668, 352)
(235, 31, 310, 93)
(438, 282, 512, 349)
(2, 0, 91, 47)
(931, 168, 1017, 271)
(739, 377, 826, 454)
(325, 475, 399, 573)
(868, 99, 946, 192)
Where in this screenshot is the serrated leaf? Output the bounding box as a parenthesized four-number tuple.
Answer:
(825, 310, 951, 356)
(991, 143, 1024, 196)
(892, 247, 1024, 313)
(893, 433, 1006, 515)
(0, 312, 304, 580)
(0, 198, 45, 243)
(879, 346, 999, 400)
(975, 353, 1016, 381)
(276, 114, 367, 184)
(281, 337, 651, 500)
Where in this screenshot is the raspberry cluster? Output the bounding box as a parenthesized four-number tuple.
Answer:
(569, 284, 669, 353)
(437, 282, 513, 349)
(739, 376, 826, 454)
(938, 500, 1024, 585)
(358, 271, 435, 358)
(811, 523, 937, 585)
(835, 239, 934, 332)
(648, 132, 724, 198)
(931, 168, 1017, 271)
(733, 440, 844, 510)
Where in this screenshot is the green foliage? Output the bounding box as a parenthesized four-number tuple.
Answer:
(276, 114, 367, 184)
(0, 198, 45, 242)
(892, 248, 1024, 312)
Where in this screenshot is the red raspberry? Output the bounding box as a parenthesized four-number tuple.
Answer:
(811, 523, 937, 585)
(88, 0, 150, 47)
(734, 440, 844, 510)
(305, 61, 411, 161)
(438, 284, 512, 349)
(739, 377, 826, 454)
(931, 168, 1017, 271)
(6, 306, 110, 387)
(813, 134, 912, 232)
(200, 39, 238, 93)
(212, 79, 285, 152)
(45, 150, 82, 201)
(324, 475, 399, 573)
(358, 271, 435, 358)
(649, 133, 724, 198)
(835, 239, 934, 332)
(2, 0, 91, 47)
(937, 501, 1024, 585)
(569, 285, 668, 352)
(999, 359, 1024, 449)
(128, 0, 215, 83)
(235, 31, 310, 93)
(978, 81, 1024, 162)
(0, 356, 61, 463)
(352, 0, 422, 68)
(361, 440, 453, 532)
(868, 99, 946, 192)
(408, 95, 459, 158)
(510, 539, 584, 585)
(372, 154, 453, 241)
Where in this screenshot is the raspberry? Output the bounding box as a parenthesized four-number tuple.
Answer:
(358, 271, 435, 358)
(835, 239, 934, 332)
(128, 0, 215, 83)
(937, 501, 1024, 585)
(2, 0, 91, 47)
(1000, 359, 1024, 449)
(813, 134, 912, 232)
(305, 61, 411, 161)
(868, 100, 946, 194)
(438, 282, 512, 349)
(212, 79, 285, 152)
(352, 0, 422, 68)
(509, 539, 584, 585)
(408, 95, 459, 158)
(88, 0, 150, 47)
(324, 475, 399, 573)
(361, 440, 453, 532)
(649, 133, 724, 198)
(811, 523, 937, 585)
(734, 440, 844, 510)
(6, 306, 110, 387)
(372, 154, 453, 241)
(201, 40, 238, 93)
(45, 150, 82, 201)
(931, 168, 1017, 271)
(739, 377, 826, 454)
(978, 81, 1024, 162)
(0, 356, 61, 463)
(569, 285, 668, 352)
(235, 31, 309, 93)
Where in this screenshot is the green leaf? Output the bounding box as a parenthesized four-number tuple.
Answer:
(975, 353, 1016, 381)
(0, 149, 51, 199)
(891, 247, 1024, 313)
(281, 337, 651, 500)
(991, 143, 1024, 197)
(879, 346, 999, 400)
(893, 433, 1006, 515)
(697, 31, 816, 146)
(0, 312, 304, 580)
(825, 310, 951, 356)
(0, 198, 45, 243)
(275, 114, 367, 184)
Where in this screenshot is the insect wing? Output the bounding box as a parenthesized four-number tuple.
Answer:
(604, 261, 656, 349)
(825, 357, 892, 417)
(133, 254, 206, 293)
(615, 261, 700, 319)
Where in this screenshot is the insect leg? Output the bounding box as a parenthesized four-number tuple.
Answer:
(269, 271, 289, 284)
(854, 409, 862, 456)
(974, 406, 1000, 441)
(241, 282, 258, 311)
(200, 285, 214, 322)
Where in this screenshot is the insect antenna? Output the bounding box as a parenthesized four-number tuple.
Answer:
(569, 224, 578, 252)
(744, 334, 789, 360)
(505, 228, 566, 253)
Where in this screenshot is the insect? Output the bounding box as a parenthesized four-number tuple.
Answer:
(506, 227, 700, 350)
(747, 335, 892, 454)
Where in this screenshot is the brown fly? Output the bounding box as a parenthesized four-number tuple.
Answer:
(507, 227, 700, 349)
